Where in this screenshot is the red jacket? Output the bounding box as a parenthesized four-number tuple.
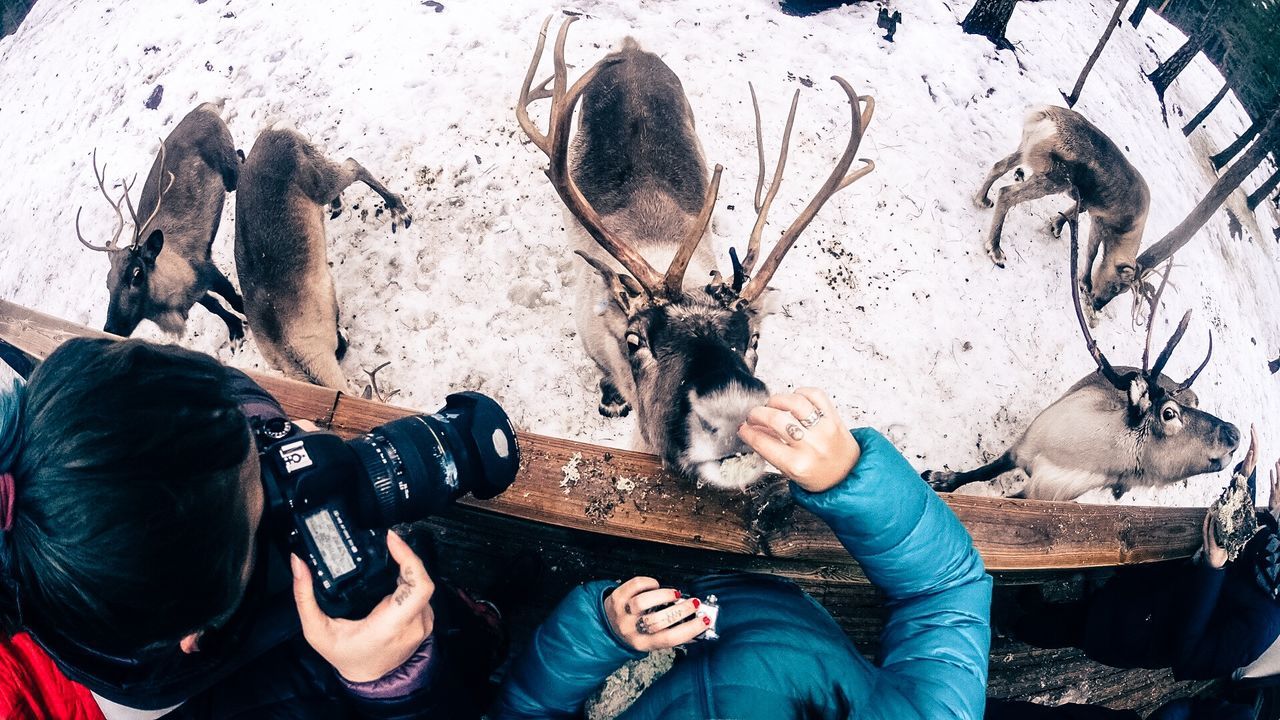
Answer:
(0, 633, 104, 720)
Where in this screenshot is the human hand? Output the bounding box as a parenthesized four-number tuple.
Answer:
(604, 577, 708, 652)
(1202, 509, 1229, 570)
(291, 530, 436, 683)
(1269, 458, 1280, 516)
(737, 387, 859, 493)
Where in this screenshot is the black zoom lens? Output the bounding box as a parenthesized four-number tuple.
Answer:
(347, 392, 520, 526)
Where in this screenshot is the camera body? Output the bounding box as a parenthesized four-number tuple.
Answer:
(256, 392, 519, 619)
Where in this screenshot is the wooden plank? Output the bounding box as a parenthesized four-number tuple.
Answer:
(0, 298, 1205, 571)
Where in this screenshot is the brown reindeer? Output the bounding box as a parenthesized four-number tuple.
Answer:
(77, 101, 243, 340)
(517, 17, 873, 489)
(976, 106, 1150, 313)
(234, 125, 409, 390)
(925, 209, 1239, 501)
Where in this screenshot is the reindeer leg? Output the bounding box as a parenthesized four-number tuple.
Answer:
(337, 159, 411, 230)
(924, 452, 1017, 493)
(197, 294, 244, 342)
(599, 377, 630, 418)
(975, 151, 1021, 209)
(205, 266, 244, 313)
(302, 154, 411, 230)
(985, 172, 1067, 268)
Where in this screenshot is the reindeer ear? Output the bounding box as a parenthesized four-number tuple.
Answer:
(576, 251, 647, 316)
(140, 230, 164, 265)
(1127, 376, 1152, 417)
(1115, 263, 1136, 282)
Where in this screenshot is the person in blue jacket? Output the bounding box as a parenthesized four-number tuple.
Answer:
(493, 388, 993, 719)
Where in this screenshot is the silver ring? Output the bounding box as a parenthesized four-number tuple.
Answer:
(799, 409, 823, 429)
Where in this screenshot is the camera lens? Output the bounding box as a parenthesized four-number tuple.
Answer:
(347, 392, 519, 525)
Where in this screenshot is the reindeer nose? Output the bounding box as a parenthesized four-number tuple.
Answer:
(1220, 423, 1241, 450)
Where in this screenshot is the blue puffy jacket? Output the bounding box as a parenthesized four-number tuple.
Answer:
(493, 428, 993, 719)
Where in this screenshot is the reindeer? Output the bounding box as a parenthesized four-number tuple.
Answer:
(925, 209, 1239, 501)
(517, 17, 874, 489)
(77, 101, 244, 340)
(975, 106, 1150, 313)
(234, 124, 409, 390)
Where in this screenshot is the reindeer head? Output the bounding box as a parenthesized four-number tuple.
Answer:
(1069, 210, 1240, 483)
(76, 147, 175, 336)
(518, 17, 874, 488)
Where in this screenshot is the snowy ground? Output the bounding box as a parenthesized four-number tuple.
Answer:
(1, 0, 1277, 507)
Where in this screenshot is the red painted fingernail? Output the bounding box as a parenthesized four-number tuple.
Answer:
(674, 590, 681, 599)
(703, 616, 711, 625)
(692, 598, 700, 609)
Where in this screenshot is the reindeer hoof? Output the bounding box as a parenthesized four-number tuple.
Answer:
(1049, 218, 1065, 238)
(986, 246, 1006, 268)
(922, 469, 958, 492)
(973, 195, 993, 210)
(599, 400, 630, 418)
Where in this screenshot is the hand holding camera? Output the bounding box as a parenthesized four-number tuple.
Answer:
(291, 530, 436, 683)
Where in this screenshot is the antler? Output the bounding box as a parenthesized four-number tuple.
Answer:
(125, 138, 176, 243)
(1141, 264, 1172, 374)
(75, 149, 131, 252)
(1173, 330, 1213, 393)
(1068, 191, 1127, 390)
(517, 16, 723, 300)
(738, 77, 875, 303)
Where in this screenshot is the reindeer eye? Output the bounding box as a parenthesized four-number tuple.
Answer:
(1162, 406, 1178, 422)
(130, 267, 144, 286)
(750, 333, 759, 350)
(625, 332, 643, 352)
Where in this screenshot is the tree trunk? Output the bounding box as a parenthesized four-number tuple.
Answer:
(1147, 10, 1216, 101)
(1111, 110, 1280, 302)
(1183, 82, 1229, 136)
(1064, 0, 1129, 108)
(1130, 0, 1151, 26)
(1247, 165, 1280, 211)
(1212, 89, 1280, 170)
(962, 0, 1019, 49)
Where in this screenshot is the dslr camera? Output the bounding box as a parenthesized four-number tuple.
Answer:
(254, 392, 519, 619)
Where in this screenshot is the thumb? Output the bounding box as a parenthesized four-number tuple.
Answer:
(290, 554, 328, 630)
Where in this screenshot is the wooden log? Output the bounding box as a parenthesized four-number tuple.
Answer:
(0, 298, 1206, 571)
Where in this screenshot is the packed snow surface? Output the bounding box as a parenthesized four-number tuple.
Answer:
(1, 0, 1278, 506)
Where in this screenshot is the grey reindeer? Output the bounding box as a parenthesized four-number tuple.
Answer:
(77, 101, 244, 340)
(235, 125, 409, 390)
(975, 106, 1150, 314)
(925, 210, 1239, 501)
(517, 17, 874, 490)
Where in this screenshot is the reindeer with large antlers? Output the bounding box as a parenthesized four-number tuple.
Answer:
(518, 17, 873, 489)
(925, 204, 1239, 501)
(77, 101, 244, 340)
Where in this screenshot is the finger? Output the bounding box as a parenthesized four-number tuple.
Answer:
(738, 422, 796, 473)
(795, 388, 841, 425)
(614, 576, 660, 607)
(747, 406, 807, 444)
(382, 532, 433, 615)
(645, 613, 712, 650)
(290, 554, 330, 632)
(639, 598, 699, 632)
(766, 393, 820, 424)
(632, 588, 682, 614)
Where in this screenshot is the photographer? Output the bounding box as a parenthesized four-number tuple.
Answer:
(0, 338, 502, 719)
(1011, 458, 1280, 685)
(493, 389, 993, 720)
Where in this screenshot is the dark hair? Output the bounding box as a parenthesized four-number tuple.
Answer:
(1, 338, 253, 655)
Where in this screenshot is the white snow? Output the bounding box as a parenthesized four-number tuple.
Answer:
(1, 0, 1277, 508)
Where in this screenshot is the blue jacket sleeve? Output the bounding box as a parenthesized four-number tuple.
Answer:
(491, 581, 643, 719)
(791, 428, 992, 720)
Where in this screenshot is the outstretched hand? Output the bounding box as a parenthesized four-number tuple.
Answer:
(737, 387, 859, 494)
(1201, 509, 1229, 570)
(292, 530, 436, 683)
